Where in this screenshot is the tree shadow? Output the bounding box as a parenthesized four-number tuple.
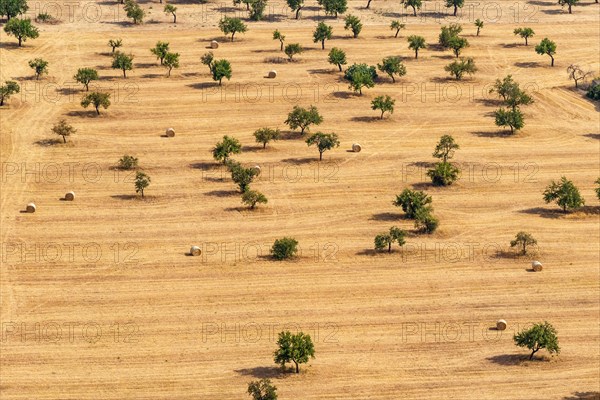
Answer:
(486, 354, 528, 366)
(412, 182, 434, 190)
(0, 42, 20, 49)
(189, 161, 220, 170)
(501, 43, 521, 49)
(241, 145, 264, 152)
(471, 130, 513, 138)
(583, 133, 600, 140)
(136, 62, 158, 69)
(351, 116, 382, 122)
(65, 110, 100, 118)
(181, 72, 203, 78)
(101, 20, 132, 27)
(475, 98, 503, 107)
(307, 68, 337, 75)
(576, 205, 600, 216)
(204, 189, 239, 197)
(235, 366, 286, 379)
(56, 86, 81, 96)
(514, 61, 542, 68)
(34, 138, 62, 146)
(563, 392, 600, 400)
(110, 194, 139, 200)
(527, 0, 555, 4)
(140, 73, 165, 79)
(408, 161, 435, 168)
(332, 91, 355, 99)
(541, 9, 565, 14)
(431, 54, 455, 60)
(280, 157, 316, 165)
(264, 56, 290, 64)
(369, 212, 404, 221)
(187, 82, 218, 90)
(518, 207, 566, 219)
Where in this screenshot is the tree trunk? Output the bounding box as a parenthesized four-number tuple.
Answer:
(568, 4, 571, 13)
(391, 75, 395, 83)
(294, 361, 299, 373)
(280, 41, 283, 51)
(453, 5, 457, 15)
(321, 40, 325, 50)
(529, 348, 538, 360)
(380, 110, 384, 119)
(337, 64, 342, 72)
(509, 125, 514, 134)
(219, 78, 222, 85)
(167, 67, 172, 77)
(95, 106, 100, 115)
(550, 54, 554, 67)
(412, 5, 416, 15)
(141, 189, 144, 198)
(366, 0, 372, 8)
(295, 8, 300, 19)
(574, 79, 578, 88)
(522, 243, 526, 254)
(0, 98, 4, 106)
(263, 142, 267, 148)
(231, 32, 235, 42)
(319, 151, 323, 161)
(36, 74, 39, 80)
(525, 37, 528, 46)
(85, 83, 89, 91)
(173, 14, 176, 23)
(388, 242, 391, 252)
(18, 36, 22, 46)
(477, 27, 480, 36)
(395, 29, 400, 38)
(62, 135, 66, 143)
(415, 49, 418, 59)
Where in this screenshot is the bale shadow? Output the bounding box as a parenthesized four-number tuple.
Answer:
(518, 207, 565, 219)
(204, 190, 239, 197)
(234, 366, 286, 379)
(34, 138, 62, 146)
(514, 61, 541, 68)
(280, 157, 317, 165)
(370, 212, 404, 221)
(486, 354, 528, 366)
(563, 392, 600, 400)
(351, 116, 382, 123)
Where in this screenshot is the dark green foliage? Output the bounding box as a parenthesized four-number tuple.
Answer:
(270, 238, 299, 260)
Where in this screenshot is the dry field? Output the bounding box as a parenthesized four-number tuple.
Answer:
(1, 0, 599, 398)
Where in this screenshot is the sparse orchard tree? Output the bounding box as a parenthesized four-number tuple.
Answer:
(254, 127, 280, 148)
(118, 155, 138, 170)
(313, 22, 333, 50)
(510, 232, 537, 255)
(51, 119, 76, 143)
(306, 132, 340, 160)
(273, 331, 315, 372)
(489, 75, 518, 101)
(514, 27, 534, 45)
(371, 95, 395, 119)
(328, 47, 347, 72)
(273, 29, 285, 51)
(438, 23, 462, 48)
(287, 0, 304, 19)
(408, 35, 427, 59)
(393, 188, 432, 219)
(3, 18, 39, 46)
(150, 41, 170, 65)
(0, 0, 29, 21)
(344, 63, 377, 95)
(427, 162, 460, 186)
(201, 52, 214, 73)
(390, 20, 405, 38)
(164, 4, 177, 22)
(242, 190, 268, 209)
(284, 43, 303, 61)
(108, 38, 123, 53)
(344, 14, 362, 38)
(543, 176, 585, 212)
(28, 58, 48, 80)
(74, 68, 98, 91)
(320, 0, 347, 17)
(514, 322, 560, 360)
(227, 160, 258, 192)
(587, 81, 600, 100)
(558, 0, 578, 13)
(163, 52, 179, 77)
(432, 134, 459, 163)
(112, 52, 134, 78)
(219, 16, 247, 41)
(212, 59, 232, 85)
(448, 35, 469, 57)
(270, 237, 298, 260)
(444, 57, 477, 80)
(377, 56, 406, 83)
(81, 91, 110, 115)
(124, 0, 144, 24)
(213, 135, 242, 164)
(249, 0, 267, 21)
(567, 64, 592, 88)
(285, 105, 322, 134)
(414, 207, 439, 233)
(445, 0, 464, 16)
(0, 81, 20, 106)
(596, 178, 600, 201)
(535, 38, 557, 66)
(134, 171, 150, 198)
(494, 108, 524, 134)
(247, 379, 277, 400)
(402, 0, 422, 16)
(474, 18, 483, 36)
(374, 226, 406, 253)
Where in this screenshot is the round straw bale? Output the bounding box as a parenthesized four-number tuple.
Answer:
(268, 70, 277, 78)
(531, 261, 543, 271)
(190, 246, 201, 256)
(210, 40, 219, 49)
(352, 143, 362, 152)
(251, 165, 261, 176)
(165, 128, 175, 137)
(496, 319, 507, 331)
(64, 191, 75, 201)
(26, 203, 36, 213)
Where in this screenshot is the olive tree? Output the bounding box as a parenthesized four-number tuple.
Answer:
(344, 15, 362, 38)
(510, 232, 537, 255)
(284, 43, 303, 61)
(445, 0, 464, 16)
(535, 38, 557, 66)
(558, 0, 578, 13)
(393, 188, 432, 219)
(444, 57, 477, 80)
(284, 105, 322, 134)
(432, 134, 459, 163)
(81, 92, 111, 115)
(0, 0, 29, 21)
(0, 81, 20, 106)
(306, 132, 340, 160)
(320, 0, 347, 17)
(213, 135, 242, 163)
(124, 0, 144, 24)
(247, 379, 277, 400)
(328, 47, 347, 72)
(374, 226, 406, 253)
(249, 0, 267, 21)
(543, 176, 585, 212)
(390, 20, 405, 38)
(371, 95, 395, 119)
(407, 35, 426, 59)
(254, 127, 280, 148)
(150, 41, 170, 65)
(112, 52, 134, 78)
(242, 190, 268, 209)
(164, 4, 177, 22)
(287, 0, 304, 19)
(163, 52, 179, 77)
(494, 108, 524, 134)
(438, 23, 462, 48)
(377, 56, 406, 83)
(514, 322, 560, 360)
(273, 29, 285, 51)
(566, 64, 592, 88)
(118, 155, 138, 170)
(344, 63, 377, 95)
(474, 19, 483, 36)
(3, 18, 39, 46)
(212, 59, 232, 85)
(273, 331, 315, 372)
(28, 58, 48, 80)
(402, 0, 422, 16)
(448, 36, 469, 57)
(313, 22, 333, 50)
(51, 119, 76, 143)
(74, 68, 98, 91)
(219, 17, 247, 41)
(227, 160, 258, 192)
(514, 27, 534, 45)
(134, 171, 150, 197)
(271, 238, 298, 260)
(108, 38, 123, 53)
(428, 134, 462, 187)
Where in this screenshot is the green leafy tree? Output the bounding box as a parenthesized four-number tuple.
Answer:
(118, 155, 138, 170)
(249, 0, 267, 21)
(371, 95, 395, 119)
(51, 119, 76, 143)
(164, 4, 177, 22)
(427, 162, 460, 186)
(254, 127, 280, 148)
(328, 47, 347, 72)
(212, 59, 232, 85)
(150, 41, 170, 65)
(81, 91, 110, 115)
(227, 160, 258, 192)
(0, 80, 20, 106)
(28, 58, 48, 80)
(445, 57, 477, 80)
(313, 22, 333, 50)
(558, 0, 578, 13)
(284, 105, 322, 134)
(414, 208, 439, 233)
(567, 64, 592, 89)
(432, 134, 459, 163)
(402, 0, 422, 15)
(163, 52, 179, 77)
(124, 0, 144, 24)
(201, 51, 214, 72)
(320, 0, 347, 17)
(219, 16, 247, 41)
(390, 20, 405, 38)
(445, 0, 464, 16)
(489, 75, 518, 102)
(273, 29, 285, 51)
(74, 68, 98, 91)
(448, 35, 469, 57)
(242, 190, 268, 209)
(284, 43, 303, 61)
(112, 52, 134, 78)
(273, 331, 315, 372)
(287, 0, 304, 19)
(407, 35, 426, 59)
(247, 379, 278, 400)
(510, 232, 537, 255)
(3, 18, 39, 46)
(344, 63, 377, 95)
(535, 38, 557, 66)
(474, 19, 483, 36)
(587, 81, 600, 100)
(438, 23, 462, 48)
(377, 56, 406, 83)
(0, 0, 29, 21)
(514, 27, 534, 45)
(494, 108, 524, 134)
(393, 188, 432, 219)
(213, 135, 242, 164)
(306, 132, 340, 160)
(270, 238, 299, 260)
(344, 15, 362, 38)
(134, 171, 150, 197)
(374, 226, 406, 253)
(108, 38, 123, 53)
(514, 322, 560, 360)
(596, 178, 600, 201)
(543, 176, 585, 212)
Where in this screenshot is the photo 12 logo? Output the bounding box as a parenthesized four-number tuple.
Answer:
(1, 321, 141, 344)
(201, 322, 339, 344)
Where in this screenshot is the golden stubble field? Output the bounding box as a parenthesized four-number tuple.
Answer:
(1, 0, 599, 398)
